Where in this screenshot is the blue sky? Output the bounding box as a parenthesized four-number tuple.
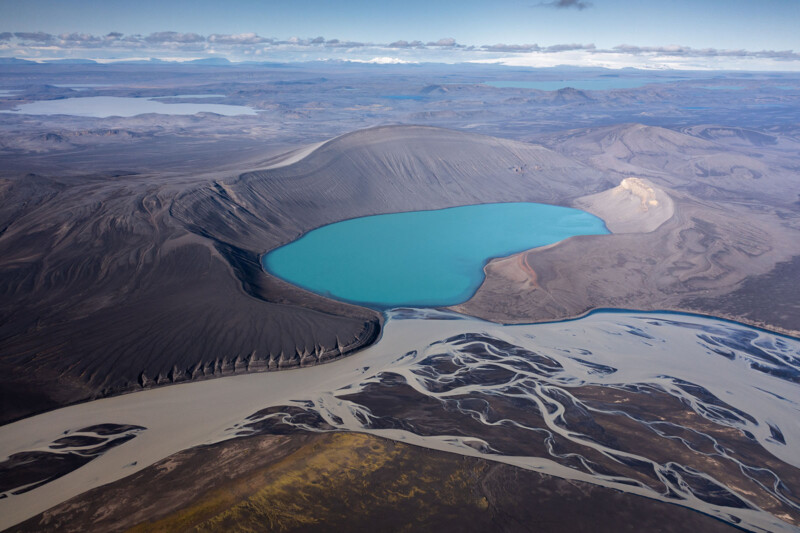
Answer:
(2, 0, 799, 69)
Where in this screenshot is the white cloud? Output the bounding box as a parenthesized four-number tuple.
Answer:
(427, 37, 458, 47)
(346, 57, 414, 64)
(1, 31, 799, 70)
(144, 32, 205, 44)
(208, 33, 271, 45)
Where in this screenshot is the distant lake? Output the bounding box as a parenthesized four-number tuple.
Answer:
(1, 96, 257, 117)
(264, 203, 609, 307)
(698, 85, 746, 90)
(53, 84, 112, 90)
(382, 95, 426, 100)
(152, 94, 226, 99)
(484, 78, 678, 91)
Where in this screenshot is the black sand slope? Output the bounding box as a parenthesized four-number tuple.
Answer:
(0, 125, 611, 424)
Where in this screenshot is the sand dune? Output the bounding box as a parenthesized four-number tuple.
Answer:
(575, 177, 674, 234)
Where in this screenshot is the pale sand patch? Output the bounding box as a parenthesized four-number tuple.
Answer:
(575, 177, 675, 234)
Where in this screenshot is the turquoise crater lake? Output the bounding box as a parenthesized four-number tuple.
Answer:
(263, 203, 609, 308)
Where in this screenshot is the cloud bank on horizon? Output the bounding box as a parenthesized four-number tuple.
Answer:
(1, 31, 799, 70)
